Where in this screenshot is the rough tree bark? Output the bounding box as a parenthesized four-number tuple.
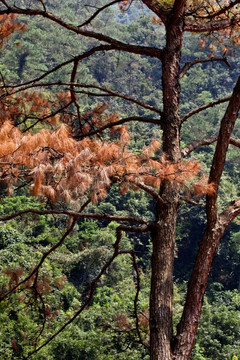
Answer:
(149, 1, 186, 359)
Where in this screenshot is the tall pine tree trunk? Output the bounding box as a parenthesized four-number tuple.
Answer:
(149, 2, 186, 358)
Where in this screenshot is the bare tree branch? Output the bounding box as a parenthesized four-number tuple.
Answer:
(190, 0, 239, 20)
(1, 82, 163, 115)
(70, 58, 82, 129)
(0, 5, 163, 59)
(0, 199, 91, 301)
(230, 137, 240, 148)
(22, 101, 73, 132)
(0, 45, 115, 90)
(75, 116, 161, 139)
(174, 78, 240, 358)
(128, 179, 164, 207)
(129, 249, 149, 349)
(0, 0, 9, 8)
(118, 247, 150, 348)
(141, 0, 169, 23)
(0, 208, 148, 224)
(33, 289, 47, 349)
(179, 57, 231, 79)
(207, 75, 240, 222)
(174, 76, 240, 357)
(73, 85, 163, 114)
(0, 70, 8, 90)
(182, 134, 240, 158)
(181, 134, 218, 158)
(130, 248, 145, 347)
(180, 196, 203, 206)
(185, 16, 240, 33)
(73, 90, 112, 97)
(181, 96, 231, 124)
(218, 198, 240, 228)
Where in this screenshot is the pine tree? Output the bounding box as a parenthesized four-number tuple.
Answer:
(0, 2, 240, 359)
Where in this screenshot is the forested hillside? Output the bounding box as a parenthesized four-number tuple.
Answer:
(0, 1, 240, 359)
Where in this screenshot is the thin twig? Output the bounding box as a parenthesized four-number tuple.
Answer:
(120, 249, 149, 348)
(78, 0, 121, 28)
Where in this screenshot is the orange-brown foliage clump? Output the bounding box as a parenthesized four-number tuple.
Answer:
(0, 88, 72, 127)
(118, 0, 131, 12)
(190, 0, 240, 49)
(2, 267, 23, 290)
(192, 175, 216, 197)
(114, 313, 132, 330)
(0, 109, 213, 204)
(0, 14, 27, 47)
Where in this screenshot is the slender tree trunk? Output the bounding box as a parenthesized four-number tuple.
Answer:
(173, 217, 236, 359)
(172, 226, 220, 360)
(173, 76, 240, 360)
(149, 2, 186, 358)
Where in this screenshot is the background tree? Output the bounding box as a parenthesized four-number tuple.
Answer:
(0, 1, 240, 360)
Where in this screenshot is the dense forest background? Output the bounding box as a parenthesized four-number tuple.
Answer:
(0, 1, 240, 359)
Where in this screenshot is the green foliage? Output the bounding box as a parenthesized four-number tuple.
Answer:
(49, 278, 150, 360)
(0, 194, 148, 359)
(192, 288, 240, 360)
